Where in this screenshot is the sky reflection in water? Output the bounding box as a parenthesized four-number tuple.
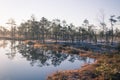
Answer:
(0, 40, 94, 80)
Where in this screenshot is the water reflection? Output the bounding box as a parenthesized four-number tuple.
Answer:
(4, 40, 93, 67)
(5, 40, 18, 59)
(0, 40, 95, 80)
(17, 44, 89, 67)
(0, 40, 8, 48)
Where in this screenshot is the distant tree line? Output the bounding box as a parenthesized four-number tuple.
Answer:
(0, 15, 120, 44)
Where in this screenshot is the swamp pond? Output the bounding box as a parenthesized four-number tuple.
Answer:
(0, 40, 94, 80)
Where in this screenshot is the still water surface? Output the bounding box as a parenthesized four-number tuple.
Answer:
(0, 40, 94, 80)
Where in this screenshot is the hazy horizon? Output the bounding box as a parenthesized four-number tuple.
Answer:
(0, 0, 120, 27)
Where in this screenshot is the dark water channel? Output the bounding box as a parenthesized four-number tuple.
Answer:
(0, 40, 94, 80)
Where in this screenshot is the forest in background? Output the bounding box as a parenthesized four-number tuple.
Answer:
(0, 15, 120, 44)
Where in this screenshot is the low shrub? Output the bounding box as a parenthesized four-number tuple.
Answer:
(95, 54, 120, 80)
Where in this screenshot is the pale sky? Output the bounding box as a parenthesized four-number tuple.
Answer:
(0, 0, 120, 27)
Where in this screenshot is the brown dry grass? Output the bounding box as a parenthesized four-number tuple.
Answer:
(47, 53, 120, 80)
(23, 40, 120, 80)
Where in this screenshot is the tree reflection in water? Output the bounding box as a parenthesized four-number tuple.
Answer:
(5, 41, 92, 67)
(18, 44, 70, 67)
(0, 40, 8, 48)
(5, 40, 18, 59)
